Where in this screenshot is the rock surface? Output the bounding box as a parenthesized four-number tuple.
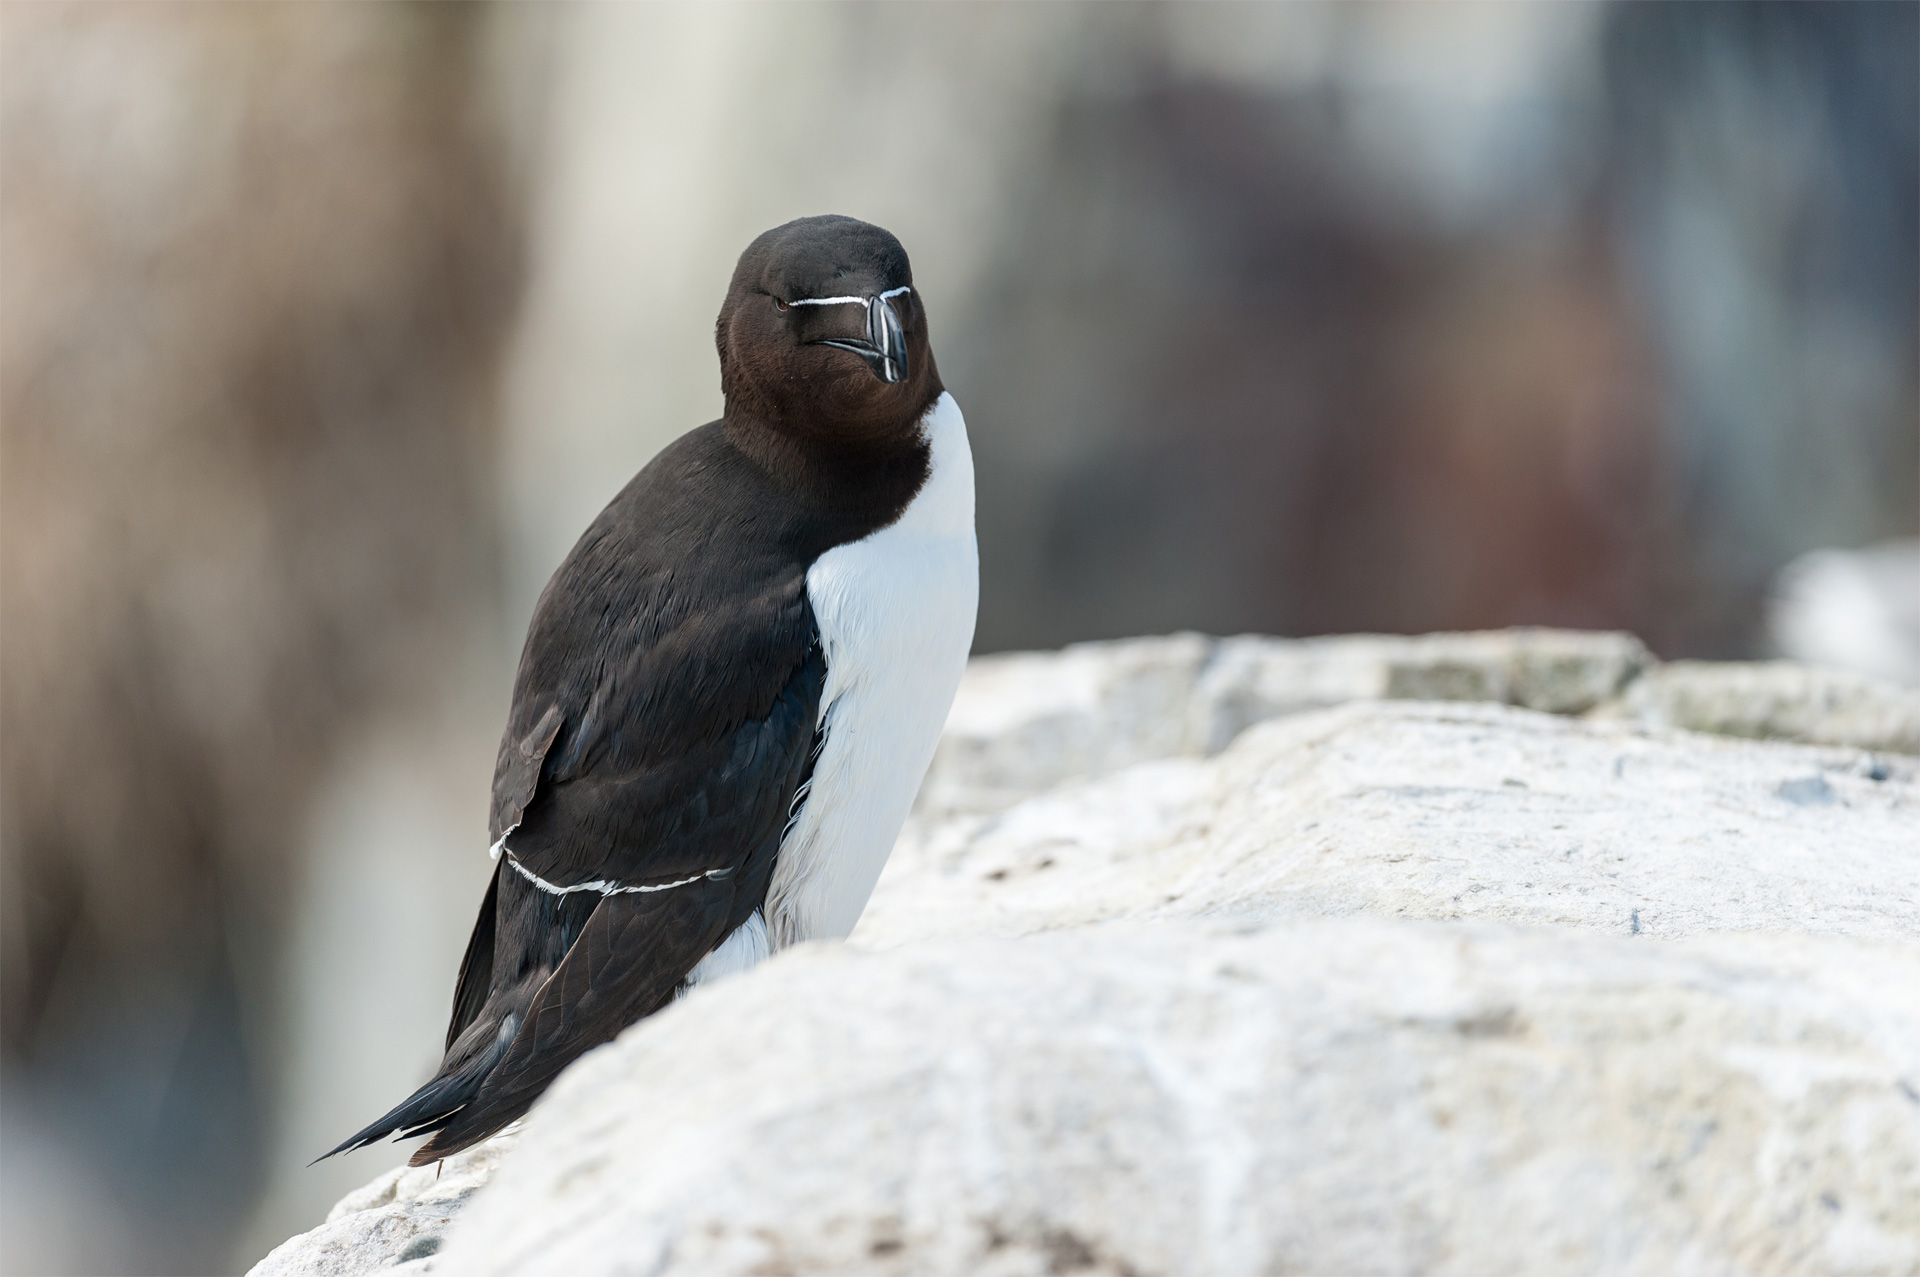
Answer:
(249, 1135, 516, 1277)
(444, 922, 1920, 1277)
(1600, 659, 1920, 757)
(915, 628, 1919, 820)
(252, 631, 1920, 1277)
(859, 700, 1917, 951)
(917, 629, 1653, 817)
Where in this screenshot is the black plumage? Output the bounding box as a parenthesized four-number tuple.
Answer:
(321, 215, 946, 1165)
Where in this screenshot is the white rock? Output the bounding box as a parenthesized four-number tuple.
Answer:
(248, 1135, 515, 1277)
(440, 920, 1920, 1277)
(1601, 660, 1920, 757)
(254, 636, 1920, 1277)
(861, 700, 1917, 950)
(1196, 626, 1652, 739)
(919, 629, 1650, 816)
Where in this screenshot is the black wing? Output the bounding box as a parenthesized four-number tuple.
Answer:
(415, 882, 738, 1158)
(407, 632, 822, 1163)
(323, 425, 830, 1164)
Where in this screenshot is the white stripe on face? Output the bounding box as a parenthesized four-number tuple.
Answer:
(788, 285, 912, 307)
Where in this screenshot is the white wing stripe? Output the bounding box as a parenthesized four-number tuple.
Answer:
(502, 851, 724, 898)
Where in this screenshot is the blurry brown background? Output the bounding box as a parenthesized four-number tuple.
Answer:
(2, 4, 1913, 1273)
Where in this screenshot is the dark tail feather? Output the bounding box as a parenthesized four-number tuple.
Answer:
(407, 1090, 539, 1166)
(312, 1014, 517, 1164)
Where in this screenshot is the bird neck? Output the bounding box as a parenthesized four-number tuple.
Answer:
(722, 404, 934, 530)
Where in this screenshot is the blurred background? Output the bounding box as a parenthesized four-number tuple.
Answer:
(2, 3, 1913, 1272)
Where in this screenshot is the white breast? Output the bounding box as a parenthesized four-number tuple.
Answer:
(762, 391, 978, 949)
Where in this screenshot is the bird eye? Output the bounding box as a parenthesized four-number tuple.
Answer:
(772, 296, 789, 312)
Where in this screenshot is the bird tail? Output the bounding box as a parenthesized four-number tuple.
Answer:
(312, 1008, 520, 1164)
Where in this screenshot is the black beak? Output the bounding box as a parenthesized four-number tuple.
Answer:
(813, 294, 909, 384)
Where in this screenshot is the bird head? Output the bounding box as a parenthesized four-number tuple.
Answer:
(717, 215, 942, 450)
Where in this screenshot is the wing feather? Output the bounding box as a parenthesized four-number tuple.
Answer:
(445, 862, 501, 1051)
(327, 424, 850, 1165)
(409, 874, 737, 1163)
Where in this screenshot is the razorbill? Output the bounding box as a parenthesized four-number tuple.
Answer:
(322, 215, 976, 1165)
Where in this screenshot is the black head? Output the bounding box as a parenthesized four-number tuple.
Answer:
(717, 215, 943, 452)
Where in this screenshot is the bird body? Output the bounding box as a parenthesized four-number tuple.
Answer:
(324, 216, 975, 1165)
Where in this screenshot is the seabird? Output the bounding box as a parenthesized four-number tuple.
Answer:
(322, 215, 976, 1165)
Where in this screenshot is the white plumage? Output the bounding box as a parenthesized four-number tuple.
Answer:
(683, 910, 770, 989)
(761, 390, 978, 950)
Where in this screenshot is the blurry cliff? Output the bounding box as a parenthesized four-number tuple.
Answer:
(1605, 2, 1919, 652)
(1, 3, 1913, 1275)
(1, 5, 527, 1272)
